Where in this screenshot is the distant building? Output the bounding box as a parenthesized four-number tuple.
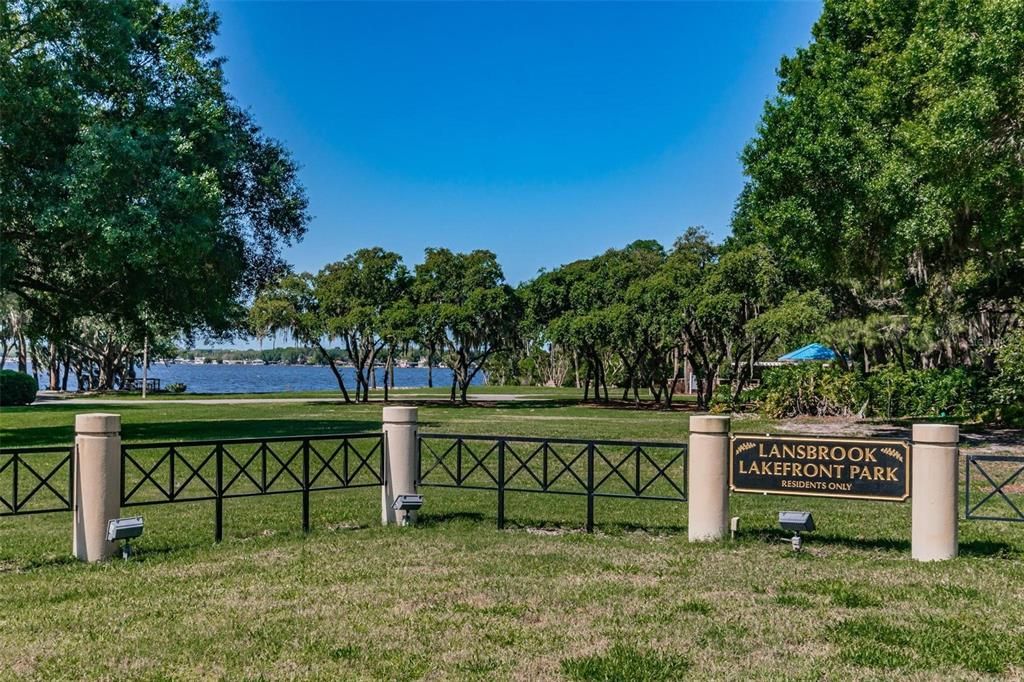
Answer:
(777, 343, 837, 362)
(672, 343, 837, 395)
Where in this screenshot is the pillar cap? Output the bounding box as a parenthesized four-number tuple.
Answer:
(912, 423, 959, 445)
(382, 406, 418, 424)
(690, 414, 730, 434)
(75, 413, 121, 435)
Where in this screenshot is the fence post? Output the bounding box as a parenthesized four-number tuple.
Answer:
(73, 413, 122, 562)
(302, 439, 310, 534)
(497, 439, 506, 530)
(911, 423, 959, 561)
(214, 444, 223, 543)
(687, 414, 730, 542)
(586, 443, 595, 533)
(382, 406, 419, 526)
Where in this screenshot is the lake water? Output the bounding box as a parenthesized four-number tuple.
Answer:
(5, 361, 482, 394)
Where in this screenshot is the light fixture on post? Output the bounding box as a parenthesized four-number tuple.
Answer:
(106, 516, 144, 560)
(778, 511, 814, 552)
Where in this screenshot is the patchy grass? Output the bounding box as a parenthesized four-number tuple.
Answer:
(832, 615, 1024, 674)
(561, 644, 691, 681)
(1, 399, 1022, 680)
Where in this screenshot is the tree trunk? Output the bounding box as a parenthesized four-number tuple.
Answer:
(664, 358, 681, 409)
(316, 342, 351, 402)
(368, 345, 378, 391)
(47, 341, 59, 390)
(700, 375, 715, 410)
(597, 356, 609, 403)
(17, 330, 27, 372)
(61, 356, 70, 392)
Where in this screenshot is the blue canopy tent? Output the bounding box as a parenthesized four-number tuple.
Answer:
(778, 343, 837, 362)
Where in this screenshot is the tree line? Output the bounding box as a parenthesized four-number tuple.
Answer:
(2, 0, 1021, 411)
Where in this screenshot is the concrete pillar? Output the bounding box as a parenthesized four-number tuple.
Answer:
(382, 406, 419, 526)
(73, 413, 122, 562)
(688, 414, 731, 542)
(911, 423, 959, 561)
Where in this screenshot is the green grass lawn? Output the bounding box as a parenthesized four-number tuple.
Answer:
(1, 399, 1022, 680)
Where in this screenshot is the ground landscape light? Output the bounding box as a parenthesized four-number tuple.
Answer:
(778, 511, 815, 552)
(106, 516, 144, 560)
(391, 494, 424, 526)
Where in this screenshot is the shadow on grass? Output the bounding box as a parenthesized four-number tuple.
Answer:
(0, 553, 78, 572)
(122, 418, 381, 443)
(2, 414, 381, 448)
(418, 510, 687, 536)
(959, 539, 1021, 558)
(417, 511, 487, 527)
(408, 397, 583, 411)
(758, 530, 1019, 558)
(593, 520, 687, 535)
(797, 533, 910, 553)
(583, 399, 701, 413)
(392, 395, 701, 412)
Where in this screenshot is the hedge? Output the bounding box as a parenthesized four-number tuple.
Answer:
(756, 364, 997, 420)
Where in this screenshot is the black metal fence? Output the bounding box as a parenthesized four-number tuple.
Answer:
(121, 433, 385, 540)
(8, 434, 1021, 534)
(964, 454, 1024, 523)
(418, 434, 688, 531)
(0, 446, 75, 516)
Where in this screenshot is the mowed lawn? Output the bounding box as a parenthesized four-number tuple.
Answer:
(1, 397, 1022, 680)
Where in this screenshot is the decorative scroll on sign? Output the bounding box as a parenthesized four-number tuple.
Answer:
(730, 434, 910, 501)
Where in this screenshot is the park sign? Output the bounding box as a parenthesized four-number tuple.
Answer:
(729, 434, 910, 501)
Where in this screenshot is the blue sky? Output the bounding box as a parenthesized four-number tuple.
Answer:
(212, 1, 822, 285)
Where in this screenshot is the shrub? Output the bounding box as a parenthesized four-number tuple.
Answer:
(166, 383, 187, 393)
(865, 366, 988, 418)
(758, 364, 868, 418)
(758, 364, 994, 420)
(709, 385, 732, 412)
(986, 329, 1024, 426)
(710, 384, 760, 412)
(0, 370, 38, 406)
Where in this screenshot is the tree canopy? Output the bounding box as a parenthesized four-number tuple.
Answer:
(1, 0, 309, 343)
(413, 249, 519, 403)
(733, 0, 1023, 369)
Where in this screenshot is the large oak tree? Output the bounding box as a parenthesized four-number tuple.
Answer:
(733, 0, 1023, 369)
(1, 0, 309, 351)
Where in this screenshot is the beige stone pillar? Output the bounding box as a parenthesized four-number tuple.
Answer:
(688, 414, 731, 542)
(73, 413, 122, 562)
(911, 423, 959, 561)
(382, 406, 419, 526)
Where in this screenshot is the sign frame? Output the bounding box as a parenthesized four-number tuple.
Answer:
(729, 433, 911, 502)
